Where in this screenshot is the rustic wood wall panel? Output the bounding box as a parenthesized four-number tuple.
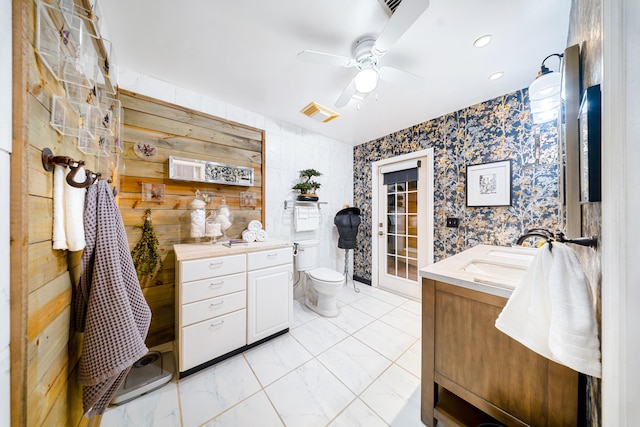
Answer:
(118, 90, 266, 347)
(11, 0, 110, 425)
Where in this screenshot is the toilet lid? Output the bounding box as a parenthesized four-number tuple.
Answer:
(308, 267, 344, 283)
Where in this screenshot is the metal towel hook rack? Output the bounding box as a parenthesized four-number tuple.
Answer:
(41, 147, 102, 189)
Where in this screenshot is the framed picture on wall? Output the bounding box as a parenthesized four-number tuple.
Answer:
(466, 160, 512, 207)
(578, 84, 602, 202)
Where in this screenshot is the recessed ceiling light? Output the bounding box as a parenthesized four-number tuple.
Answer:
(489, 71, 504, 80)
(473, 34, 493, 48)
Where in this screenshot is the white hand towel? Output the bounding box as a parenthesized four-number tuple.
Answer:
(242, 229, 257, 242)
(247, 220, 262, 232)
(66, 167, 87, 251)
(255, 229, 268, 242)
(495, 242, 601, 377)
(52, 165, 68, 250)
(294, 207, 317, 232)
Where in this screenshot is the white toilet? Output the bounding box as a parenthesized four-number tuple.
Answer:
(295, 240, 344, 317)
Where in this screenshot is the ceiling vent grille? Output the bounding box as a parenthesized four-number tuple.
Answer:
(378, 0, 403, 16)
(300, 102, 340, 123)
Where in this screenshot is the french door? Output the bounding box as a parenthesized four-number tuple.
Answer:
(373, 150, 433, 300)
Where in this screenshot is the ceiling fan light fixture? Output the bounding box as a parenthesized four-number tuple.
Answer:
(354, 68, 378, 94)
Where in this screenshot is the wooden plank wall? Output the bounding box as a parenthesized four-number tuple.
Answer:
(118, 90, 265, 347)
(11, 1, 115, 425)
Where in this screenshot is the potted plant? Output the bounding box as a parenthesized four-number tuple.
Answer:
(292, 168, 322, 201)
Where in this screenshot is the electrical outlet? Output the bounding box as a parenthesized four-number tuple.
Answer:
(446, 217, 460, 228)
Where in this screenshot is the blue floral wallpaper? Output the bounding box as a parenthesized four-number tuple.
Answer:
(353, 89, 560, 281)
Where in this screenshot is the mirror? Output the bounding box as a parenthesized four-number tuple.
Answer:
(559, 44, 581, 237)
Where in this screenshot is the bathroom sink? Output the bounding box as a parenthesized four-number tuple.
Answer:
(461, 260, 529, 288)
(420, 244, 538, 298)
(485, 247, 536, 261)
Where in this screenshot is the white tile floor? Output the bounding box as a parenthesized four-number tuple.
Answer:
(101, 284, 424, 427)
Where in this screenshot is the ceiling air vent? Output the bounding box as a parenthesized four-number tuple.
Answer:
(300, 102, 339, 123)
(378, 0, 403, 16)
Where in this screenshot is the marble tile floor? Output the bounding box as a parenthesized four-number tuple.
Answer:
(101, 284, 424, 427)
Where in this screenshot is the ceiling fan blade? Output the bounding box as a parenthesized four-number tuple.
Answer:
(335, 78, 358, 108)
(373, 0, 430, 57)
(297, 50, 356, 67)
(379, 66, 425, 89)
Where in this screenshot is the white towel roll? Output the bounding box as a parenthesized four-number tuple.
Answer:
(247, 220, 262, 232)
(242, 229, 257, 242)
(255, 229, 268, 242)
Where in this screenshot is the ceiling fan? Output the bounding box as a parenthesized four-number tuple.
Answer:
(297, 0, 430, 108)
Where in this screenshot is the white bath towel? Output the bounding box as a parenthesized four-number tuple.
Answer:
(52, 165, 67, 250)
(66, 167, 87, 251)
(242, 229, 257, 242)
(255, 229, 268, 242)
(495, 242, 601, 377)
(247, 220, 262, 232)
(52, 165, 87, 251)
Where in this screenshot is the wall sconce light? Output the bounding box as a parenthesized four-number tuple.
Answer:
(528, 53, 563, 124)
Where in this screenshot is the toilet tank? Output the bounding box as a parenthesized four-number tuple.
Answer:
(295, 240, 319, 271)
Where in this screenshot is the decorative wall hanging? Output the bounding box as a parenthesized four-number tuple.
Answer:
(134, 140, 158, 160)
(240, 191, 257, 207)
(131, 209, 163, 280)
(141, 183, 165, 202)
(169, 156, 254, 186)
(466, 160, 512, 207)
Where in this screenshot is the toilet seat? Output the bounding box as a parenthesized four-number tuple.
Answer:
(308, 267, 344, 283)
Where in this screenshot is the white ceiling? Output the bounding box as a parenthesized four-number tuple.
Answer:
(100, 0, 571, 146)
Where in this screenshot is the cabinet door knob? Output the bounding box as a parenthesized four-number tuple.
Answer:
(209, 281, 224, 288)
(209, 320, 225, 328)
(209, 300, 224, 310)
(209, 261, 223, 269)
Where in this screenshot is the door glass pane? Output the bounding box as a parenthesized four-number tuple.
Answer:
(386, 255, 396, 276)
(384, 177, 419, 282)
(387, 235, 396, 255)
(397, 257, 407, 278)
(408, 260, 418, 281)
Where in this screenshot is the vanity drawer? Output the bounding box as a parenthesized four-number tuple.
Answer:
(180, 309, 246, 371)
(181, 291, 246, 326)
(247, 247, 293, 271)
(181, 272, 245, 304)
(180, 254, 246, 283)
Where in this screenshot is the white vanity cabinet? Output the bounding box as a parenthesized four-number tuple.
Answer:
(174, 241, 293, 376)
(176, 254, 247, 372)
(247, 248, 293, 344)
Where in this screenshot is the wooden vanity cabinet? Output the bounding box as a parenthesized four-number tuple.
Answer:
(421, 278, 579, 427)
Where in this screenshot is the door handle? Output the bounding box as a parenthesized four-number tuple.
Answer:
(378, 231, 384, 236)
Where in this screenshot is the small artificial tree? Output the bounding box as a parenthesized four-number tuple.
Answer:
(292, 169, 322, 195)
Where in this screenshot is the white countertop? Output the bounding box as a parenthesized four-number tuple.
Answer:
(174, 239, 293, 262)
(419, 244, 538, 298)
